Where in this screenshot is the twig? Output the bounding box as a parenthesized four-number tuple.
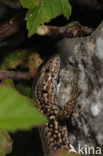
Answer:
(0, 71, 29, 81)
(70, 0, 103, 9)
(0, 18, 19, 42)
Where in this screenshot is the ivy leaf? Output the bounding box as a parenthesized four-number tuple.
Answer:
(0, 86, 47, 131)
(20, 0, 71, 36)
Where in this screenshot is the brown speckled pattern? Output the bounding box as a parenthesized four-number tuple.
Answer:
(32, 54, 78, 156)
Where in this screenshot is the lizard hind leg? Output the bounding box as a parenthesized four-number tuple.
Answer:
(57, 100, 76, 121)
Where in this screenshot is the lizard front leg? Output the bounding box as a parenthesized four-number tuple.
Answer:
(57, 67, 79, 121)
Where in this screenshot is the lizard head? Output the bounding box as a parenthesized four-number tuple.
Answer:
(32, 54, 60, 105)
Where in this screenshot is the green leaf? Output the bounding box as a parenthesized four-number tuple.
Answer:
(0, 131, 12, 156)
(1, 79, 15, 88)
(15, 84, 31, 97)
(50, 148, 81, 156)
(0, 86, 47, 131)
(20, 0, 42, 9)
(20, 0, 71, 36)
(68, 152, 81, 156)
(0, 49, 30, 70)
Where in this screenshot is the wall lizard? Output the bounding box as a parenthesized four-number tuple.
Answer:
(32, 54, 79, 156)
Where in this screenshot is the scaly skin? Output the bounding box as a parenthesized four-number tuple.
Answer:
(32, 54, 78, 156)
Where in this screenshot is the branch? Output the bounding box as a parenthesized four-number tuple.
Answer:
(0, 13, 27, 46)
(37, 22, 93, 38)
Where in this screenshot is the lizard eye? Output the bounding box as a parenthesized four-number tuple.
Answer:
(45, 69, 49, 73)
(42, 90, 48, 94)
